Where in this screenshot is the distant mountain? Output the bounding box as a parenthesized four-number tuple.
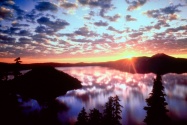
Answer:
(106, 53, 187, 74)
(1, 53, 187, 75)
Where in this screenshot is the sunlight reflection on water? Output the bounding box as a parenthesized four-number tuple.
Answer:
(56, 66, 187, 125)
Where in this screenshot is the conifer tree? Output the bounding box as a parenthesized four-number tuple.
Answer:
(144, 74, 169, 125)
(76, 95, 123, 125)
(113, 95, 123, 125)
(88, 108, 102, 125)
(103, 96, 115, 125)
(75, 107, 88, 125)
(103, 96, 122, 125)
(14, 57, 22, 78)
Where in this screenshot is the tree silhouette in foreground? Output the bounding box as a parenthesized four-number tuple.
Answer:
(14, 57, 22, 78)
(88, 108, 102, 125)
(76, 107, 88, 125)
(113, 95, 123, 125)
(76, 95, 122, 125)
(103, 96, 122, 125)
(103, 96, 114, 124)
(144, 74, 169, 125)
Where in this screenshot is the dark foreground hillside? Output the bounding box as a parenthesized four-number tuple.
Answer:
(0, 66, 82, 125)
(11, 66, 82, 102)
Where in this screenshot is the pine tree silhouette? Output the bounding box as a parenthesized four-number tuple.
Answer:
(103, 96, 115, 125)
(113, 95, 123, 125)
(76, 96, 122, 125)
(75, 107, 88, 125)
(144, 74, 169, 125)
(14, 57, 22, 78)
(88, 108, 102, 125)
(103, 96, 122, 125)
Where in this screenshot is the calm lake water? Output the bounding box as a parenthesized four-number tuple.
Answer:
(54, 66, 187, 125)
(16, 66, 187, 125)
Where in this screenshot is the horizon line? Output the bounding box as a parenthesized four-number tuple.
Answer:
(1, 53, 187, 64)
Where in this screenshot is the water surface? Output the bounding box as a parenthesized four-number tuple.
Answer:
(55, 66, 187, 125)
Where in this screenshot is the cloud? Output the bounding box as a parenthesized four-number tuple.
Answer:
(83, 11, 95, 21)
(12, 4, 25, 19)
(102, 33, 115, 42)
(37, 17, 69, 31)
(35, 26, 55, 35)
(166, 25, 187, 33)
(84, 11, 95, 20)
(0, 34, 16, 44)
(45, 13, 56, 19)
(89, 10, 95, 16)
(126, 15, 137, 21)
(143, 9, 161, 18)
(61, 2, 77, 9)
(19, 37, 32, 44)
(129, 32, 143, 38)
(154, 25, 187, 40)
(135, 38, 187, 54)
(168, 13, 179, 21)
(78, 0, 89, 5)
(125, 0, 147, 11)
(57, 33, 75, 38)
(84, 15, 91, 20)
(153, 20, 170, 30)
(35, 2, 58, 12)
(78, 0, 113, 17)
(0, 27, 20, 35)
(25, 9, 43, 23)
(0, 6, 13, 20)
(78, 0, 113, 8)
(16, 30, 32, 36)
(71, 38, 94, 43)
(104, 14, 121, 22)
(181, 19, 187, 22)
(0, 0, 15, 5)
(74, 26, 98, 37)
(1, 1, 26, 20)
(12, 21, 29, 27)
(161, 4, 182, 14)
(72, 38, 111, 44)
(32, 33, 49, 43)
(94, 20, 108, 27)
(143, 4, 182, 21)
(107, 26, 124, 34)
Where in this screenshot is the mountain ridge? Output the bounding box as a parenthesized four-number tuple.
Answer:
(109, 53, 187, 74)
(1, 53, 187, 74)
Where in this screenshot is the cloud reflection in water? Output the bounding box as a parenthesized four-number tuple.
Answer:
(56, 66, 187, 125)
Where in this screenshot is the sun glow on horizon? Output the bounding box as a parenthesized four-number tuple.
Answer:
(1, 53, 187, 64)
(122, 52, 140, 60)
(125, 55, 133, 60)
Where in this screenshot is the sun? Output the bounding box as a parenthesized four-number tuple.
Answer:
(124, 55, 134, 60)
(120, 51, 140, 60)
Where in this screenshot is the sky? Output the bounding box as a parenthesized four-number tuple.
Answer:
(0, 0, 187, 63)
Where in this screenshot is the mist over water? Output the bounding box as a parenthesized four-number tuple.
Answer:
(56, 66, 187, 125)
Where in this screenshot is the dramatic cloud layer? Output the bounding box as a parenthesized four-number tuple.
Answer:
(0, 0, 187, 63)
(125, 0, 147, 11)
(35, 2, 58, 12)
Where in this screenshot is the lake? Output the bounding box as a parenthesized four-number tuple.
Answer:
(54, 66, 187, 125)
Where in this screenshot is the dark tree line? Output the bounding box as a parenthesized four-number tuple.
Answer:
(75, 95, 123, 125)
